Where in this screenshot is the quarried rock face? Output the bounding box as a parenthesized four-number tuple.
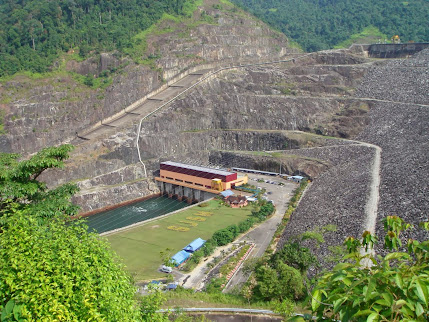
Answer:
(277, 49, 429, 265)
(1, 66, 162, 154)
(37, 48, 373, 212)
(72, 179, 159, 213)
(0, 0, 292, 155)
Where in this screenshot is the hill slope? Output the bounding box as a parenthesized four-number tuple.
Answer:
(0, 0, 200, 76)
(0, 0, 292, 154)
(231, 0, 429, 51)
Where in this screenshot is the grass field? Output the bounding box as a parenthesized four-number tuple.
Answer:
(107, 199, 253, 281)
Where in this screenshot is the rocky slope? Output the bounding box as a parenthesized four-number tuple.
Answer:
(40, 48, 377, 212)
(277, 49, 429, 264)
(0, 0, 291, 155)
(356, 49, 429, 243)
(2, 0, 426, 259)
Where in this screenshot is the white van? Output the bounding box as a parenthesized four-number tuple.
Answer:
(160, 265, 172, 273)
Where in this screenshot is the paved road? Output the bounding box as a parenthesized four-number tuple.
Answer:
(223, 175, 297, 292)
(177, 175, 297, 291)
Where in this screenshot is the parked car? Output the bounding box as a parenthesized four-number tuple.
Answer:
(160, 265, 172, 273)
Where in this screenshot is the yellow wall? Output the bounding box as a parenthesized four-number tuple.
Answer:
(160, 169, 216, 189)
(160, 170, 247, 191)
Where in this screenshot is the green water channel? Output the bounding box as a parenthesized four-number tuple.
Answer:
(84, 196, 188, 234)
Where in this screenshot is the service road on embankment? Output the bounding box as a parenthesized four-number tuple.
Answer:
(223, 174, 297, 292)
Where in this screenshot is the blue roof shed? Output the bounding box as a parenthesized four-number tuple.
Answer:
(171, 250, 190, 266)
(220, 190, 234, 198)
(183, 238, 206, 253)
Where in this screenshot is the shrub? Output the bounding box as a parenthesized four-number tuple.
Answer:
(202, 240, 217, 256)
(212, 229, 235, 246)
(311, 217, 429, 321)
(226, 224, 239, 238)
(167, 225, 190, 232)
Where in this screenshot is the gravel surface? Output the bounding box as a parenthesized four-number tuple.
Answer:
(356, 101, 429, 243)
(355, 48, 429, 244)
(278, 144, 374, 268)
(357, 49, 429, 105)
(278, 50, 429, 265)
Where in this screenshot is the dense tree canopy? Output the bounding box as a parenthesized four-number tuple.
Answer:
(0, 144, 78, 224)
(0, 0, 198, 76)
(0, 145, 143, 320)
(231, 0, 429, 51)
(0, 213, 139, 320)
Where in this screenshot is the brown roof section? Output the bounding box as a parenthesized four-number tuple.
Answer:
(226, 195, 247, 204)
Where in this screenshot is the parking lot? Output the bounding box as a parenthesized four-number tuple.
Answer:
(244, 173, 297, 207)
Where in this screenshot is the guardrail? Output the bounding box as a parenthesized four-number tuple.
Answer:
(156, 307, 318, 320)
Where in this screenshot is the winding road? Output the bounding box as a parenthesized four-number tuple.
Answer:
(74, 49, 387, 276)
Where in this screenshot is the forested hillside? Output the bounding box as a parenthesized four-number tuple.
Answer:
(0, 0, 199, 76)
(231, 0, 429, 51)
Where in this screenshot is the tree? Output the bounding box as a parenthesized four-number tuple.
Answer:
(160, 247, 174, 267)
(0, 213, 139, 320)
(271, 240, 318, 274)
(0, 144, 79, 224)
(0, 145, 146, 320)
(0, 0, 201, 76)
(140, 285, 168, 322)
(212, 228, 234, 246)
(254, 262, 304, 301)
(311, 216, 429, 321)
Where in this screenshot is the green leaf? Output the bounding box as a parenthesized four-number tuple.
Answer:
(1, 300, 15, 321)
(367, 312, 379, 322)
(333, 298, 347, 314)
(400, 305, 414, 317)
(414, 279, 429, 304)
(374, 299, 389, 307)
(384, 252, 410, 261)
(381, 292, 393, 307)
(365, 278, 376, 301)
(5, 300, 14, 315)
(415, 302, 424, 317)
(394, 274, 404, 290)
(311, 289, 321, 311)
(333, 262, 352, 270)
(394, 299, 407, 308)
(13, 303, 23, 320)
(343, 277, 352, 286)
(352, 309, 374, 317)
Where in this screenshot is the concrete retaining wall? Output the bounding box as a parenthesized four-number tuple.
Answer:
(369, 43, 429, 58)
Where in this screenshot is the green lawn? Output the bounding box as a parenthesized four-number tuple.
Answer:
(106, 199, 252, 281)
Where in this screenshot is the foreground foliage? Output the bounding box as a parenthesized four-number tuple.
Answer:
(248, 225, 334, 304)
(311, 216, 429, 321)
(0, 145, 145, 320)
(0, 214, 139, 320)
(0, 144, 78, 223)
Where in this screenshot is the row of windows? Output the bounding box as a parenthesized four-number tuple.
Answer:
(161, 176, 214, 190)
